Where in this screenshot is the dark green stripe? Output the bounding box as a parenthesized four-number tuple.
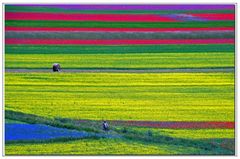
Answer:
(5, 6, 235, 14)
(5, 31, 234, 39)
(5, 67, 235, 71)
(5, 20, 234, 28)
(5, 44, 234, 54)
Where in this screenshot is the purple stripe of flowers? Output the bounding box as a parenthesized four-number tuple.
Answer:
(166, 14, 208, 22)
(14, 4, 234, 10)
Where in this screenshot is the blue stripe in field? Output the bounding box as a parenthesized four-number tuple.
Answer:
(5, 123, 90, 141)
(5, 123, 121, 141)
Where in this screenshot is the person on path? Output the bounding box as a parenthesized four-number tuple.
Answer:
(102, 121, 109, 131)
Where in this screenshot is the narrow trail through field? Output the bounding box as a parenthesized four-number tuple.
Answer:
(5, 67, 234, 73)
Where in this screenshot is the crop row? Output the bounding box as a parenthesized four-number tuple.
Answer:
(6, 20, 234, 28)
(129, 127, 234, 139)
(5, 44, 234, 54)
(5, 31, 234, 40)
(5, 72, 234, 121)
(5, 138, 201, 155)
(5, 53, 234, 69)
(5, 5, 234, 14)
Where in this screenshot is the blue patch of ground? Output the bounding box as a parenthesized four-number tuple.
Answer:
(5, 123, 121, 142)
(5, 123, 91, 141)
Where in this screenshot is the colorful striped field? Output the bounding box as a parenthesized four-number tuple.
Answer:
(5, 4, 235, 69)
(5, 4, 235, 155)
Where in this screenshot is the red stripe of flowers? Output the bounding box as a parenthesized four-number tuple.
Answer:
(5, 12, 178, 22)
(111, 121, 234, 129)
(191, 13, 235, 21)
(6, 39, 234, 45)
(5, 26, 235, 32)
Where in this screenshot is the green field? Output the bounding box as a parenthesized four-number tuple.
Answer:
(129, 127, 234, 139)
(6, 20, 234, 28)
(4, 138, 208, 155)
(5, 45, 235, 54)
(5, 72, 234, 121)
(5, 118, 26, 124)
(5, 4, 235, 155)
(6, 5, 234, 14)
(5, 52, 234, 69)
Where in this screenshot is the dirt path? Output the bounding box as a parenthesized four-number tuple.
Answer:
(5, 68, 234, 73)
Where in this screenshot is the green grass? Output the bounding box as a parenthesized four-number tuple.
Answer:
(157, 129, 234, 139)
(5, 52, 234, 69)
(5, 44, 234, 54)
(129, 127, 234, 139)
(5, 5, 235, 14)
(5, 118, 26, 124)
(5, 72, 234, 121)
(6, 20, 234, 28)
(5, 138, 206, 155)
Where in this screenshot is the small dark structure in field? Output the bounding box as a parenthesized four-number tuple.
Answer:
(52, 63, 61, 72)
